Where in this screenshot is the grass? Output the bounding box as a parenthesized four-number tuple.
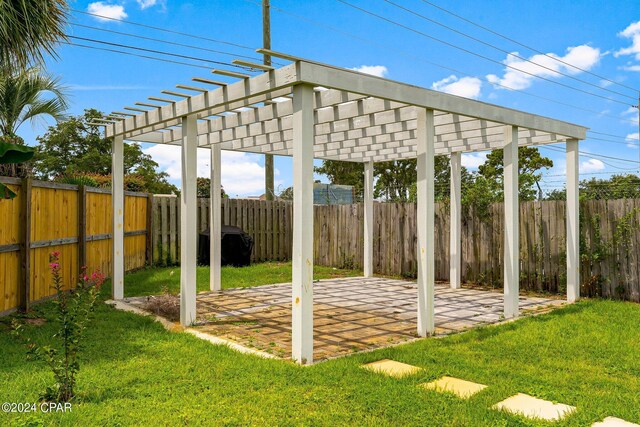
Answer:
(119, 261, 361, 297)
(1, 264, 639, 426)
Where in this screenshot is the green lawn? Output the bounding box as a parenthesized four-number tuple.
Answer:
(118, 261, 362, 297)
(1, 265, 639, 426)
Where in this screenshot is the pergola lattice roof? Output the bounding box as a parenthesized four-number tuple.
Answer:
(103, 50, 587, 162)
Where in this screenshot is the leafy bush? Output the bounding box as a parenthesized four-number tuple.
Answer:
(13, 252, 105, 402)
(56, 173, 99, 187)
(54, 172, 147, 192)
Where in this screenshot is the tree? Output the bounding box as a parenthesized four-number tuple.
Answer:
(1, 0, 68, 69)
(315, 157, 452, 203)
(478, 147, 553, 201)
(580, 174, 640, 200)
(314, 161, 364, 194)
(0, 66, 68, 139)
(196, 177, 228, 198)
(0, 0, 69, 199)
(374, 160, 417, 202)
(0, 66, 68, 197)
(33, 109, 177, 194)
(279, 186, 293, 200)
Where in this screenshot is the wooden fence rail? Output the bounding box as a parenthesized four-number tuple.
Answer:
(152, 196, 640, 302)
(0, 177, 150, 315)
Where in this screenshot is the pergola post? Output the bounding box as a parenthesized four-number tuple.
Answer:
(449, 151, 462, 289)
(291, 84, 314, 364)
(566, 139, 580, 302)
(503, 125, 519, 318)
(180, 114, 198, 326)
(363, 161, 374, 277)
(210, 144, 222, 291)
(111, 135, 124, 300)
(416, 108, 435, 337)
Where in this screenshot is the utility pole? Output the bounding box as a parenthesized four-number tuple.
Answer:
(263, 0, 274, 200)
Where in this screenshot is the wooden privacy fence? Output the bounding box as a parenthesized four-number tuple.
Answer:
(152, 196, 640, 302)
(0, 177, 151, 315)
(151, 196, 292, 265)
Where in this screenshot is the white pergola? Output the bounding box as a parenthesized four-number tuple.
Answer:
(103, 50, 586, 364)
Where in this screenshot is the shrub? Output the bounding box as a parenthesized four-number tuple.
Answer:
(142, 287, 180, 322)
(54, 172, 146, 192)
(56, 173, 99, 187)
(13, 252, 105, 402)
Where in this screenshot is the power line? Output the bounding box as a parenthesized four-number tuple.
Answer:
(540, 145, 640, 171)
(586, 136, 638, 146)
(258, 0, 638, 127)
(62, 41, 215, 70)
(71, 8, 257, 52)
(545, 170, 640, 178)
(418, 0, 639, 93)
(336, 0, 633, 107)
(67, 35, 256, 71)
(69, 22, 282, 65)
(382, 0, 637, 102)
(588, 130, 636, 140)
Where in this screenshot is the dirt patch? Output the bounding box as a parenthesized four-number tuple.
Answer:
(142, 294, 180, 322)
(25, 318, 47, 326)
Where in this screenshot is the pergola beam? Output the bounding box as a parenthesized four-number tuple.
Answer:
(105, 63, 299, 138)
(297, 60, 586, 139)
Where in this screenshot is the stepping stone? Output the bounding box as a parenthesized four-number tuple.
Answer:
(420, 376, 487, 399)
(492, 393, 576, 421)
(362, 359, 421, 377)
(593, 417, 640, 427)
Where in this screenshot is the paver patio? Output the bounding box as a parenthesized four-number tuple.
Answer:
(129, 277, 563, 361)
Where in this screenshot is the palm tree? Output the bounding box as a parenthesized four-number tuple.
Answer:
(0, 66, 68, 138)
(0, 66, 68, 198)
(0, 0, 69, 199)
(1, 0, 69, 69)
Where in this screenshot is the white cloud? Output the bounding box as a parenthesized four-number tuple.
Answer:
(142, 145, 280, 197)
(432, 75, 482, 99)
(87, 2, 127, 20)
(580, 158, 606, 173)
(622, 106, 639, 125)
(487, 45, 602, 90)
(615, 20, 640, 60)
(461, 152, 487, 169)
(350, 65, 388, 78)
(136, 0, 158, 9)
(626, 132, 639, 149)
(620, 64, 640, 72)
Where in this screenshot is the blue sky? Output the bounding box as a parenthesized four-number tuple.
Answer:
(18, 0, 640, 196)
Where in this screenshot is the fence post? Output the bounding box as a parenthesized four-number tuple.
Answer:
(78, 185, 87, 277)
(146, 193, 153, 265)
(20, 178, 32, 311)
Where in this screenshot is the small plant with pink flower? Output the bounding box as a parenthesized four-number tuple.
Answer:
(13, 252, 105, 402)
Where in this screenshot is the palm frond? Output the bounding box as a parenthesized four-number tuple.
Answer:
(0, 0, 69, 69)
(0, 66, 69, 136)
